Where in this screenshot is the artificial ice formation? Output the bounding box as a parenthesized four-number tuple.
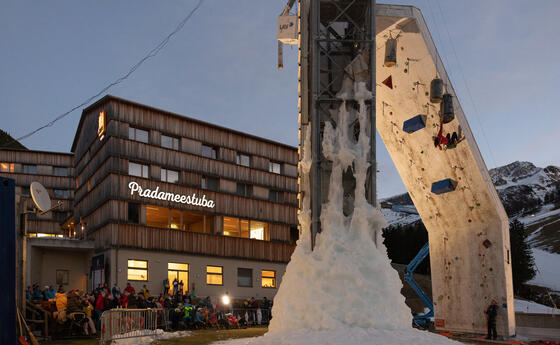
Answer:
(217, 81, 459, 345)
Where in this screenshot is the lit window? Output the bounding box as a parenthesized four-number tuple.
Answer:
(201, 145, 217, 159)
(222, 217, 268, 241)
(168, 263, 189, 294)
(161, 168, 179, 183)
(129, 162, 149, 178)
(75, 176, 79, 188)
(129, 127, 149, 143)
(250, 221, 268, 240)
(0, 163, 15, 172)
(23, 164, 37, 174)
(146, 205, 170, 228)
(201, 176, 219, 191)
(236, 153, 250, 167)
(54, 189, 69, 199)
(206, 266, 223, 285)
(261, 270, 276, 288)
(269, 161, 281, 174)
(87, 179, 92, 192)
(237, 268, 253, 287)
(161, 135, 180, 150)
(269, 190, 284, 203)
(127, 260, 148, 281)
(236, 183, 252, 197)
(53, 167, 68, 177)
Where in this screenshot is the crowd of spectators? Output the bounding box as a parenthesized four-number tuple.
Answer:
(26, 282, 273, 337)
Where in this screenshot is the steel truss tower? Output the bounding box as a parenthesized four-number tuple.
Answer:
(298, 0, 376, 249)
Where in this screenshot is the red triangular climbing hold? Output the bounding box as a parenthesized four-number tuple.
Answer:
(382, 75, 393, 89)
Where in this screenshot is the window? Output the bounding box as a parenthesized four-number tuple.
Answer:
(87, 179, 92, 192)
(201, 145, 217, 159)
(269, 161, 281, 174)
(53, 167, 68, 177)
(237, 268, 253, 287)
(127, 260, 148, 281)
(56, 270, 69, 285)
(236, 153, 250, 167)
(128, 203, 140, 224)
(129, 162, 148, 178)
(201, 176, 219, 191)
(129, 127, 149, 143)
(250, 221, 268, 240)
(168, 263, 189, 294)
(75, 176, 79, 189)
(261, 270, 276, 288)
(161, 134, 180, 150)
(206, 266, 223, 285)
(0, 163, 15, 172)
(54, 189, 69, 199)
(161, 168, 179, 183)
(146, 205, 169, 228)
(236, 183, 252, 197)
(269, 190, 284, 203)
(23, 164, 37, 174)
(223, 217, 269, 240)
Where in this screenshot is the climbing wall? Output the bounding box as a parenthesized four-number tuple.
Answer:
(375, 5, 515, 335)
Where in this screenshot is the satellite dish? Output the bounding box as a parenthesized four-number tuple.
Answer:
(30, 181, 52, 212)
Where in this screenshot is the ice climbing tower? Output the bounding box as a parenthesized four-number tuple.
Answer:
(297, 1, 515, 336)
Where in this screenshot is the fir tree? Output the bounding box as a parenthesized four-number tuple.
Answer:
(509, 219, 536, 293)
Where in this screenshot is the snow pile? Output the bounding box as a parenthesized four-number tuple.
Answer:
(527, 248, 560, 292)
(112, 329, 191, 345)
(212, 328, 459, 345)
(515, 299, 560, 315)
(269, 81, 410, 332)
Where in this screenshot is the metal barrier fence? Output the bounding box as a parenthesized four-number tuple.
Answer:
(99, 308, 158, 344)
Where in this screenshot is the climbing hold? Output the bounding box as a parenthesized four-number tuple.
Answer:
(430, 78, 444, 103)
(382, 75, 393, 89)
(403, 114, 427, 134)
(384, 38, 397, 67)
(431, 178, 458, 195)
(441, 93, 455, 123)
(483, 239, 492, 248)
(404, 68, 408, 73)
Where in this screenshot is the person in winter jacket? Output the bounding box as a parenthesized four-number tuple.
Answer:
(142, 285, 151, 299)
(67, 290, 82, 314)
(124, 282, 135, 294)
(485, 300, 499, 340)
(45, 286, 56, 300)
(82, 300, 96, 336)
(55, 288, 68, 323)
(112, 284, 121, 300)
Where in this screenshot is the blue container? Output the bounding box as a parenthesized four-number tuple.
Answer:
(431, 178, 458, 195)
(403, 114, 427, 134)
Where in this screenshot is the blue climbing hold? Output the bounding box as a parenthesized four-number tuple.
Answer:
(403, 115, 427, 134)
(431, 179, 458, 195)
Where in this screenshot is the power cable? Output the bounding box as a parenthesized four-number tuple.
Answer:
(12, 0, 204, 144)
(433, 0, 499, 169)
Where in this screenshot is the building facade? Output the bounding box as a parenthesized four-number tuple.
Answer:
(3, 95, 299, 301)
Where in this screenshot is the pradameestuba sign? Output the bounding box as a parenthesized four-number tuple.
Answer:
(128, 181, 215, 209)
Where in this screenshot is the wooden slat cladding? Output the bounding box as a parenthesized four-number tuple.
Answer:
(93, 224, 295, 263)
(0, 149, 73, 167)
(76, 174, 297, 226)
(112, 137, 297, 192)
(107, 100, 298, 165)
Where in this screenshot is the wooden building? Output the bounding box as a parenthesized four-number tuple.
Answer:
(70, 95, 298, 298)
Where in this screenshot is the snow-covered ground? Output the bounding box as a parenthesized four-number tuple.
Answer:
(381, 207, 420, 227)
(527, 248, 560, 292)
(515, 299, 560, 315)
(112, 329, 191, 345)
(212, 328, 460, 345)
(518, 204, 560, 226)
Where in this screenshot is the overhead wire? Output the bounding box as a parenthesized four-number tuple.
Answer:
(12, 0, 204, 144)
(432, 0, 499, 169)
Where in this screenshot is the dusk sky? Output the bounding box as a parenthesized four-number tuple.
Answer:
(1, 1, 559, 198)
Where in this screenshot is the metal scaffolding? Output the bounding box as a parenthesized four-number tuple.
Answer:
(299, 0, 376, 249)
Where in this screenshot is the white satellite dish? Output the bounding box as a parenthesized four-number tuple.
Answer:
(30, 181, 51, 212)
(30, 181, 61, 214)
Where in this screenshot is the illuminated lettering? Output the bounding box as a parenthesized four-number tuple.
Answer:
(128, 181, 215, 209)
